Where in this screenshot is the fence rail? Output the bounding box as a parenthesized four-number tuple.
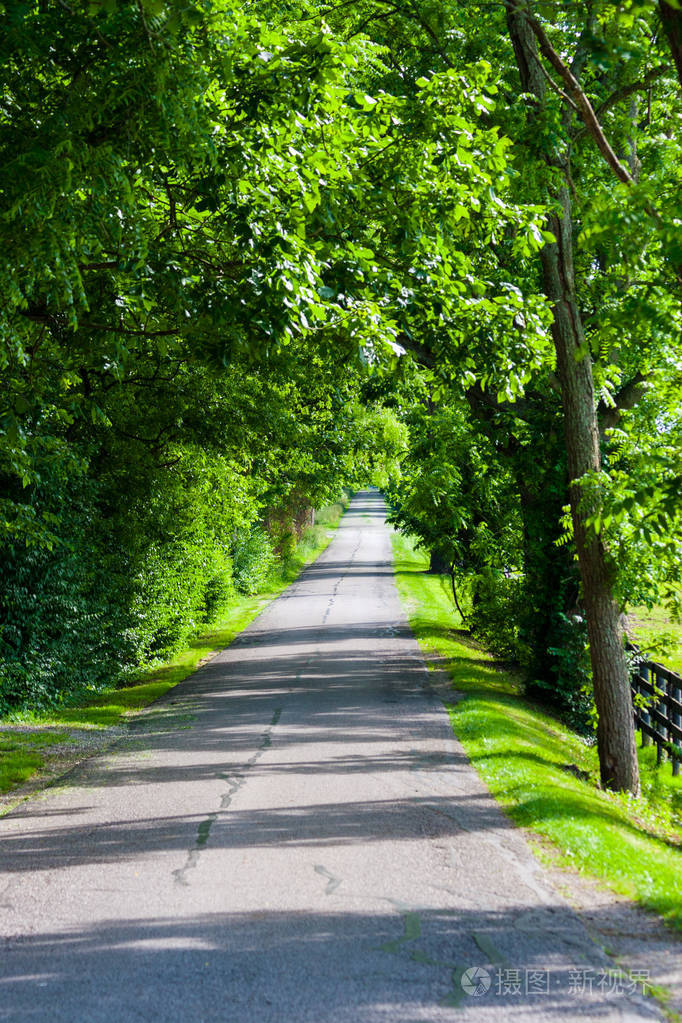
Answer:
(629, 648, 682, 776)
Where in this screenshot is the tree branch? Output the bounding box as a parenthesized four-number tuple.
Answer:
(534, 52, 579, 111)
(573, 65, 669, 141)
(519, 6, 634, 184)
(596, 65, 668, 119)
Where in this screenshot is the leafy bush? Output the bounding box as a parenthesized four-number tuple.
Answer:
(469, 570, 526, 663)
(531, 611, 594, 733)
(0, 440, 257, 711)
(0, 530, 135, 713)
(232, 528, 276, 595)
(202, 562, 235, 625)
(315, 499, 348, 526)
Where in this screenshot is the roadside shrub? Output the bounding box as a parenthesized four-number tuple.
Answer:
(469, 570, 525, 662)
(202, 561, 234, 624)
(0, 527, 136, 712)
(232, 528, 276, 594)
(316, 492, 350, 526)
(531, 611, 594, 732)
(131, 543, 205, 662)
(297, 523, 328, 555)
(0, 441, 255, 711)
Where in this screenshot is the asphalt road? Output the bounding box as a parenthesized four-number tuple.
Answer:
(0, 491, 661, 1021)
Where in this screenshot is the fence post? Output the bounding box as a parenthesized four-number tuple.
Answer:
(639, 663, 652, 747)
(672, 679, 681, 778)
(656, 669, 668, 767)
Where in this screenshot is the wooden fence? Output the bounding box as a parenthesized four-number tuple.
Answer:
(629, 648, 682, 776)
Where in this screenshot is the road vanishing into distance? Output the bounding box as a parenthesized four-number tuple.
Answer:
(0, 492, 662, 1021)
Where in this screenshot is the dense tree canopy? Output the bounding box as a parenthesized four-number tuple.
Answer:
(2, 0, 682, 793)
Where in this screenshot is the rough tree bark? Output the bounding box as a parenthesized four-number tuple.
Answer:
(506, 2, 640, 794)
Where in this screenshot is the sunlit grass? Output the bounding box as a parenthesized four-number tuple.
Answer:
(392, 531, 682, 930)
(0, 730, 72, 794)
(628, 598, 682, 675)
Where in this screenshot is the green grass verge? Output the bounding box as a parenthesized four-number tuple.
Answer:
(0, 731, 70, 793)
(392, 530, 682, 931)
(0, 497, 349, 797)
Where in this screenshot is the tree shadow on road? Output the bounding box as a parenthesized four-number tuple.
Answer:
(0, 905, 662, 1022)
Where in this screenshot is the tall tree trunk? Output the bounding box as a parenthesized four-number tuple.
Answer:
(506, 3, 640, 793)
(660, 1, 682, 87)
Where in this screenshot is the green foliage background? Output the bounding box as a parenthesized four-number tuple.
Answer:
(2, 0, 682, 794)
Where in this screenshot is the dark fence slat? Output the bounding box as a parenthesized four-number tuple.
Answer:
(628, 643, 682, 774)
(672, 676, 682, 778)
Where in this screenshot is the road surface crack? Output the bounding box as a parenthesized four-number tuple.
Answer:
(321, 535, 362, 624)
(375, 909, 469, 1008)
(172, 707, 282, 887)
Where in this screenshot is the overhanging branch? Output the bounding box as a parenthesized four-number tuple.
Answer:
(519, 6, 634, 184)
